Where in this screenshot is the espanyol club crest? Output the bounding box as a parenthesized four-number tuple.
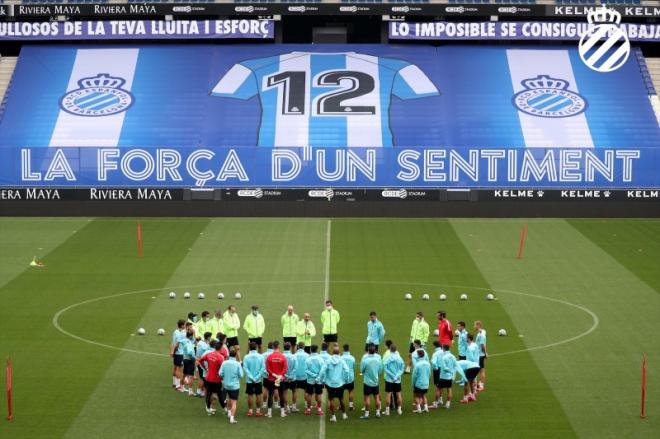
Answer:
(512, 75, 587, 118)
(578, 6, 630, 73)
(60, 73, 133, 117)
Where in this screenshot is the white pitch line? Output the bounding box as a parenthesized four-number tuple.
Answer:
(320, 220, 331, 439)
(52, 280, 599, 360)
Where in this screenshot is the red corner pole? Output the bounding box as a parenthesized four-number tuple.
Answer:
(641, 353, 647, 419)
(6, 357, 12, 421)
(517, 223, 528, 259)
(137, 221, 143, 258)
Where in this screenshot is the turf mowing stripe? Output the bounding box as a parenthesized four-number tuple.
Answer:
(62, 219, 328, 439)
(0, 218, 209, 439)
(569, 220, 660, 294)
(325, 220, 577, 439)
(451, 219, 659, 438)
(0, 218, 90, 288)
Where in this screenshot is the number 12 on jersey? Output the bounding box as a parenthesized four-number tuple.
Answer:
(263, 70, 377, 117)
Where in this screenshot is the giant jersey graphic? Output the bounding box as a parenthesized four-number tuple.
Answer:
(212, 52, 439, 147)
(0, 44, 659, 188)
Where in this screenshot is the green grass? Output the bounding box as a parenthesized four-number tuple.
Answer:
(0, 218, 657, 439)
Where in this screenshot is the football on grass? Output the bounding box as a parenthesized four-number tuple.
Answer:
(460, 293, 468, 301)
(422, 293, 430, 301)
(197, 292, 205, 299)
(404, 293, 412, 300)
(217, 292, 225, 299)
(234, 292, 242, 299)
(183, 292, 191, 299)
(137, 328, 146, 335)
(439, 294, 447, 301)
(157, 328, 165, 336)
(499, 328, 507, 336)
(168, 292, 176, 299)
(487, 293, 494, 301)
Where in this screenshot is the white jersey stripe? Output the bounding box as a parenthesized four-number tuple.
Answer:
(345, 54, 382, 147)
(274, 53, 310, 147)
(49, 48, 139, 147)
(506, 49, 594, 149)
(398, 65, 438, 95)
(212, 64, 252, 95)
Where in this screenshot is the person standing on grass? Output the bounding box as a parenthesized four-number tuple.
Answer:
(410, 339, 429, 368)
(282, 305, 300, 353)
(243, 305, 266, 353)
(407, 312, 430, 373)
(456, 321, 468, 360)
(319, 342, 331, 364)
(220, 349, 244, 424)
(265, 340, 288, 418)
(383, 343, 404, 416)
(223, 305, 241, 360)
(359, 344, 383, 419)
(283, 342, 298, 413)
(196, 311, 214, 343)
(297, 312, 316, 353)
(466, 334, 479, 363)
(474, 320, 488, 391)
(437, 310, 453, 348)
(293, 342, 309, 412)
(211, 310, 225, 340)
(181, 330, 197, 396)
(195, 332, 213, 398)
(341, 344, 356, 411)
(412, 349, 431, 413)
(321, 346, 350, 422)
(430, 340, 445, 409)
(198, 341, 225, 416)
(321, 300, 340, 344)
(438, 344, 461, 409)
(170, 319, 186, 390)
(304, 345, 326, 416)
(365, 311, 386, 353)
(243, 341, 266, 417)
(260, 341, 275, 409)
(456, 359, 480, 404)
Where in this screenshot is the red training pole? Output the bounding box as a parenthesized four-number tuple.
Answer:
(137, 221, 143, 258)
(6, 357, 12, 421)
(641, 353, 646, 419)
(517, 223, 528, 259)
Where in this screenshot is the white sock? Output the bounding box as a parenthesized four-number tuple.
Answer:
(230, 416, 235, 422)
(175, 378, 180, 387)
(349, 401, 354, 408)
(416, 404, 421, 411)
(439, 397, 443, 405)
(423, 404, 428, 411)
(267, 408, 272, 416)
(445, 401, 451, 408)
(172, 377, 177, 385)
(376, 409, 381, 415)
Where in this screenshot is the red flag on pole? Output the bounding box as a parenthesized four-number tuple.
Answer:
(641, 353, 647, 419)
(137, 221, 143, 258)
(6, 357, 12, 421)
(517, 223, 528, 259)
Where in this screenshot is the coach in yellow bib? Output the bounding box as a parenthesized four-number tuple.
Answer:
(297, 312, 316, 353)
(321, 300, 340, 343)
(281, 305, 300, 352)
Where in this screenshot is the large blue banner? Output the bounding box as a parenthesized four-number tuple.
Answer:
(0, 44, 658, 188)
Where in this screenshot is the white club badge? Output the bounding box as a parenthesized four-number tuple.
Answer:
(578, 5, 630, 73)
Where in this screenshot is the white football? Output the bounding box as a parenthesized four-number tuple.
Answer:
(487, 293, 494, 301)
(198, 292, 205, 300)
(157, 328, 165, 336)
(433, 329, 439, 337)
(498, 328, 507, 336)
(404, 293, 412, 300)
(137, 328, 146, 335)
(234, 292, 242, 300)
(168, 292, 176, 299)
(183, 292, 191, 299)
(460, 294, 468, 301)
(439, 294, 447, 301)
(217, 292, 225, 299)
(454, 329, 460, 336)
(422, 293, 430, 301)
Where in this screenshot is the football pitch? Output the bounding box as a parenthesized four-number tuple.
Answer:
(0, 218, 658, 439)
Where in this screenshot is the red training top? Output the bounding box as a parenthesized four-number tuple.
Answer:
(201, 350, 225, 383)
(438, 319, 453, 346)
(266, 351, 288, 381)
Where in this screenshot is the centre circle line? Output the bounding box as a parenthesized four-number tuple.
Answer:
(52, 280, 598, 359)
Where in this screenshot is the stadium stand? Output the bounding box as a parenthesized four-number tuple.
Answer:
(0, 56, 17, 119)
(644, 55, 660, 125)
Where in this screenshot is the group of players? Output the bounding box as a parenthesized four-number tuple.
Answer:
(169, 300, 488, 424)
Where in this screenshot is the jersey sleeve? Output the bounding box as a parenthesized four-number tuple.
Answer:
(392, 64, 439, 100)
(211, 63, 258, 100)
